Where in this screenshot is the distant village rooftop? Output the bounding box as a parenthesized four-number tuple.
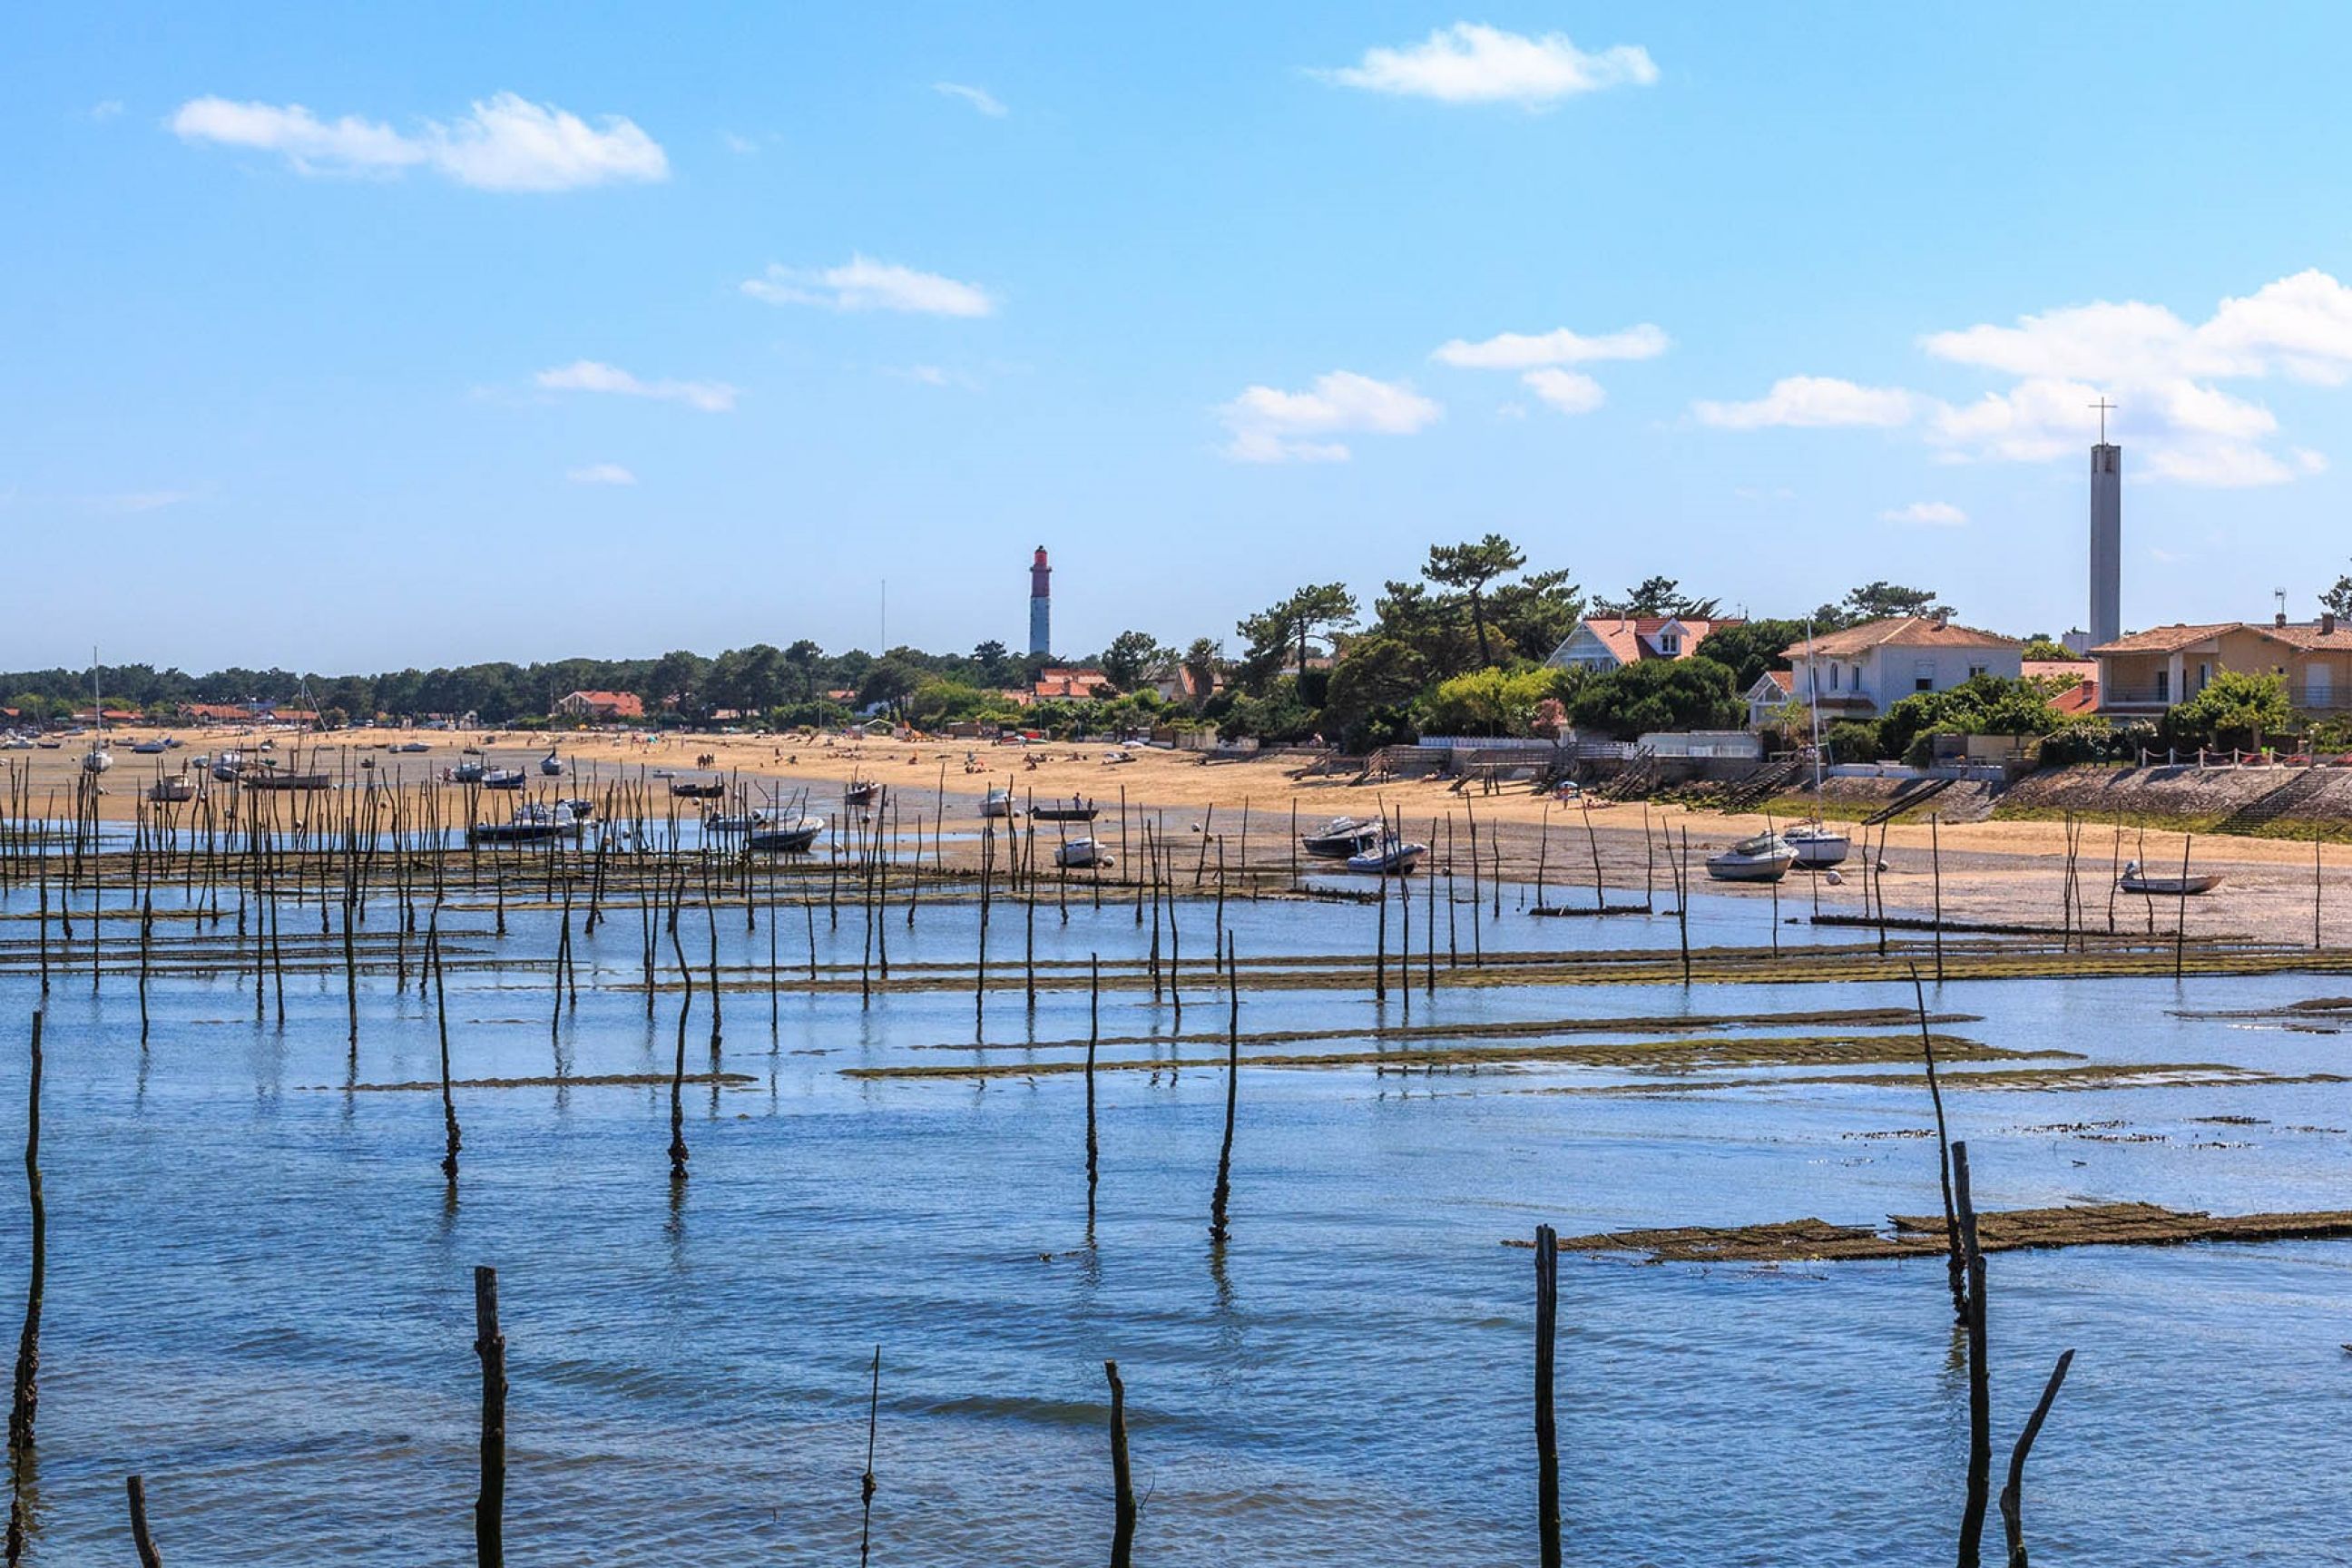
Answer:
(1779, 614, 2021, 661)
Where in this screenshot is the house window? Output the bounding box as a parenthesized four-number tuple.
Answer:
(1658, 632, 1680, 655)
(1828, 664, 1840, 691)
(2198, 662, 2211, 692)
(1915, 659, 1936, 693)
(2155, 669, 2169, 701)
(1967, 662, 1988, 680)
(2309, 662, 2335, 708)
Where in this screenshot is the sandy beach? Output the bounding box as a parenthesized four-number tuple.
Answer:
(15, 721, 2351, 946)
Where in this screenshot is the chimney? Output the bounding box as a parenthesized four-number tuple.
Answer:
(2275, 609, 2288, 628)
(2326, 612, 2339, 637)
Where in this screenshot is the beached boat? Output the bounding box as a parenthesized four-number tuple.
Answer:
(979, 788, 1014, 818)
(2119, 860, 2224, 897)
(480, 767, 527, 790)
(241, 766, 331, 791)
(1784, 822, 1850, 870)
(1302, 817, 1382, 859)
(746, 816, 826, 854)
(395, 740, 430, 754)
(131, 740, 168, 755)
(539, 750, 564, 777)
(211, 751, 245, 781)
(1706, 832, 1798, 883)
(1347, 838, 1427, 876)
(81, 652, 112, 775)
(147, 775, 196, 804)
(671, 779, 726, 799)
(0, 738, 30, 751)
(844, 780, 879, 808)
(468, 802, 586, 844)
(1029, 797, 1099, 822)
(1055, 838, 1112, 869)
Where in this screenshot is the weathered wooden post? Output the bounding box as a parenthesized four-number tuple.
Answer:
(6, 1011, 43, 1551)
(1086, 955, 1102, 1226)
(432, 917, 461, 1181)
(1911, 967, 1966, 1322)
(1997, 1350, 2074, 1568)
(1534, 1222, 1562, 1568)
(1954, 1141, 1991, 1567)
(858, 1346, 881, 1568)
(473, 1265, 506, 1568)
(1209, 936, 1240, 1243)
(1105, 1360, 1137, 1568)
(126, 1475, 163, 1567)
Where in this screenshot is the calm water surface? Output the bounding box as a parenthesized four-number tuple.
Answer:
(0, 877, 2347, 1564)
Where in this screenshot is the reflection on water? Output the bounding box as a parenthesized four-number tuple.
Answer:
(0, 879, 2346, 1563)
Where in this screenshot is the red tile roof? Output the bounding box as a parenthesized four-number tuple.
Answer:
(1785, 615, 2020, 659)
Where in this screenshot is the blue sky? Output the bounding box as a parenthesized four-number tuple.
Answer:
(12, 3, 2352, 671)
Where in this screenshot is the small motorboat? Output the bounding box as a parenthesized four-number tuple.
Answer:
(148, 775, 196, 804)
(1030, 797, 1099, 822)
(211, 750, 246, 782)
(1303, 817, 1383, 859)
(539, 750, 564, 777)
(131, 739, 169, 755)
(481, 767, 528, 790)
(1785, 822, 1850, 869)
(746, 816, 826, 854)
(2119, 860, 2224, 897)
(844, 780, 879, 808)
(671, 779, 726, 799)
(34, 740, 61, 750)
(468, 803, 587, 845)
(1347, 838, 1427, 876)
(979, 787, 1014, 818)
(0, 737, 31, 751)
(396, 740, 431, 754)
(1055, 838, 1112, 870)
(1706, 832, 1798, 884)
(241, 764, 331, 791)
(702, 810, 769, 835)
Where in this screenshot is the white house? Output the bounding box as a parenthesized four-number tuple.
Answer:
(1742, 669, 1796, 730)
(1545, 614, 1739, 672)
(1780, 615, 2022, 718)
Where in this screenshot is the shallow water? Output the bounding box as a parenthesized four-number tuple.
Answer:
(0, 876, 2348, 1564)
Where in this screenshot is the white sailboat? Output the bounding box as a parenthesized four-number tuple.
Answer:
(81, 647, 112, 775)
(1784, 621, 1847, 869)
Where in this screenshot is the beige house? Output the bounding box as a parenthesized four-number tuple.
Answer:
(1779, 615, 2023, 718)
(2090, 616, 2352, 716)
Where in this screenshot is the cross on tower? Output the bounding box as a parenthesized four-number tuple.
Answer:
(2090, 397, 2117, 444)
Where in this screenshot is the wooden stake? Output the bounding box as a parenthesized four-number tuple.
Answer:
(126, 1475, 163, 1568)
(1911, 965, 1965, 1323)
(1997, 1350, 2074, 1568)
(1954, 1141, 1991, 1567)
(1209, 936, 1239, 1243)
(1085, 956, 1101, 1227)
(473, 1265, 506, 1568)
(1105, 1360, 1137, 1568)
(1534, 1222, 1562, 1568)
(858, 1346, 881, 1568)
(6, 1014, 42, 1463)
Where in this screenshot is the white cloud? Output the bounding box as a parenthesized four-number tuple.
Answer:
(1522, 368, 1604, 415)
(169, 92, 667, 191)
(933, 82, 1007, 117)
(89, 490, 193, 514)
(1912, 271, 2352, 485)
(1694, 377, 1915, 430)
(1881, 501, 1967, 527)
(1432, 321, 1668, 369)
(566, 463, 637, 485)
(1318, 23, 1657, 106)
(720, 131, 759, 155)
(90, 100, 124, 122)
(1218, 370, 1441, 463)
(741, 256, 996, 318)
(535, 360, 737, 413)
